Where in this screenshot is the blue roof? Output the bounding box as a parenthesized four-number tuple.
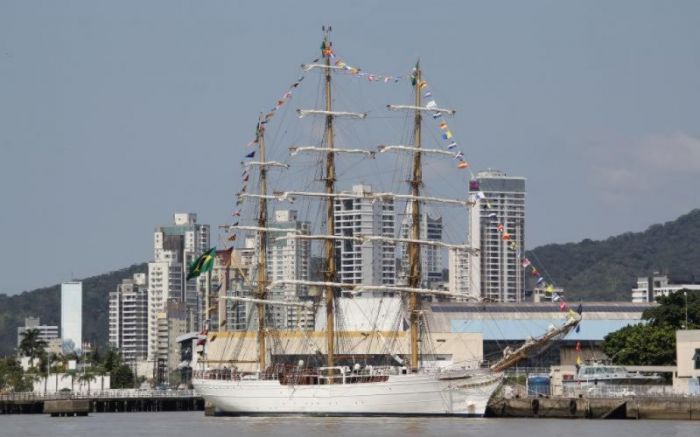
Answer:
(450, 319, 642, 341)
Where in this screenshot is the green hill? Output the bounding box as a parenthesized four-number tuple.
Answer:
(528, 209, 700, 301)
(0, 263, 147, 356)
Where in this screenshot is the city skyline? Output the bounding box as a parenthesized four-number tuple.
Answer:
(2, 1, 700, 295)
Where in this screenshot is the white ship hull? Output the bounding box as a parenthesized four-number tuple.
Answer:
(193, 371, 502, 416)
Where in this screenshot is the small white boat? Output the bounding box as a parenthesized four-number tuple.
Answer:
(563, 364, 663, 389)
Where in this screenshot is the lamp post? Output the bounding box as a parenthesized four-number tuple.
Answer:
(684, 290, 688, 330)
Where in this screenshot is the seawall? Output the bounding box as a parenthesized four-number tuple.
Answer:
(487, 396, 700, 420)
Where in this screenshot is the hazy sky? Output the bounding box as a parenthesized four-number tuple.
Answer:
(2, 0, 699, 295)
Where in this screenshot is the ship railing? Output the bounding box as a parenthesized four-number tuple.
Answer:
(0, 389, 198, 401)
(559, 384, 687, 398)
(193, 366, 402, 385)
(504, 367, 552, 377)
(192, 369, 277, 381)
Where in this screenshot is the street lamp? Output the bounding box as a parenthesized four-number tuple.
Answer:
(684, 290, 688, 330)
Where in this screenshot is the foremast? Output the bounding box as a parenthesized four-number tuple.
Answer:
(408, 62, 423, 372)
(321, 28, 337, 372)
(255, 119, 268, 370)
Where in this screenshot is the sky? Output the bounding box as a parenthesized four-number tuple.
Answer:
(1, 0, 699, 295)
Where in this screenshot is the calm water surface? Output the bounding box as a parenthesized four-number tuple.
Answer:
(1, 412, 697, 437)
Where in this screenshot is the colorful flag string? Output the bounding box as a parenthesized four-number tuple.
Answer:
(472, 186, 576, 315)
(410, 72, 474, 174)
(228, 60, 318, 246)
(332, 57, 404, 83)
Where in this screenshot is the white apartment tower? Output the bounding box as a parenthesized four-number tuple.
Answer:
(447, 200, 482, 299)
(61, 281, 83, 353)
(334, 185, 395, 288)
(448, 248, 475, 299)
(109, 273, 148, 364)
(266, 210, 312, 329)
(468, 169, 526, 302)
(399, 203, 444, 288)
(147, 213, 209, 360)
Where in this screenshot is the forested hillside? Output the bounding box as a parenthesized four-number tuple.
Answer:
(0, 263, 147, 356)
(529, 209, 700, 301)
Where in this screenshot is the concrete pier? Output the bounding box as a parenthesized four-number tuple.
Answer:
(45, 400, 90, 417)
(487, 396, 700, 420)
(0, 390, 204, 415)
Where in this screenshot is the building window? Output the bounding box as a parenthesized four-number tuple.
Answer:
(694, 349, 700, 370)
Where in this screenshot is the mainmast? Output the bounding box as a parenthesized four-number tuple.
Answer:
(255, 119, 268, 370)
(408, 62, 423, 372)
(321, 26, 336, 371)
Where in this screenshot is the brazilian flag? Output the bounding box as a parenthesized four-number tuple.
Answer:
(187, 247, 216, 280)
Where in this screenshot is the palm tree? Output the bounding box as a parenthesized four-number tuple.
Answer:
(77, 371, 96, 395)
(49, 353, 66, 393)
(18, 329, 48, 368)
(22, 372, 40, 393)
(91, 365, 108, 394)
(61, 371, 75, 394)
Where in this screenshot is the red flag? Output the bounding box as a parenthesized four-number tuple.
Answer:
(575, 341, 581, 352)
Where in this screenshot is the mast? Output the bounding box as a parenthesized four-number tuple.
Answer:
(255, 119, 268, 370)
(408, 61, 423, 372)
(321, 26, 336, 371)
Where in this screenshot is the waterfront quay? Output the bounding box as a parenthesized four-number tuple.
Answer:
(0, 389, 204, 415)
(487, 395, 700, 420)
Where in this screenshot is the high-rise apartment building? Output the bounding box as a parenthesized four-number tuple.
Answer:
(109, 273, 148, 364)
(334, 185, 395, 290)
(266, 210, 312, 329)
(155, 300, 188, 384)
(468, 169, 526, 302)
(61, 281, 83, 352)
(147, 213, 209, 360)
(399, 203, 443, 288)
(222, 237, 257, 331)
(448, 247, 475, 299)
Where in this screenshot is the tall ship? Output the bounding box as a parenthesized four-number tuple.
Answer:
(192, 28, 580, 416)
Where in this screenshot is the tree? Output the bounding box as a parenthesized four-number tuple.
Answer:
(111, 364, 135, 389)
(602, 323, 676, 365)
(61, 371, 75, 393)
(0, 357, 33, 392)
(99, 346, 135, 389)
(602, 289, 697, 366)
(77, 370, 96, 395)
(18, 329, 48, 367)
(643, 289, 700, 329)
(101, 346, 122, 373)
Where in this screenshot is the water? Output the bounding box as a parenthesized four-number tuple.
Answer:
(1, 412, 697, 437)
